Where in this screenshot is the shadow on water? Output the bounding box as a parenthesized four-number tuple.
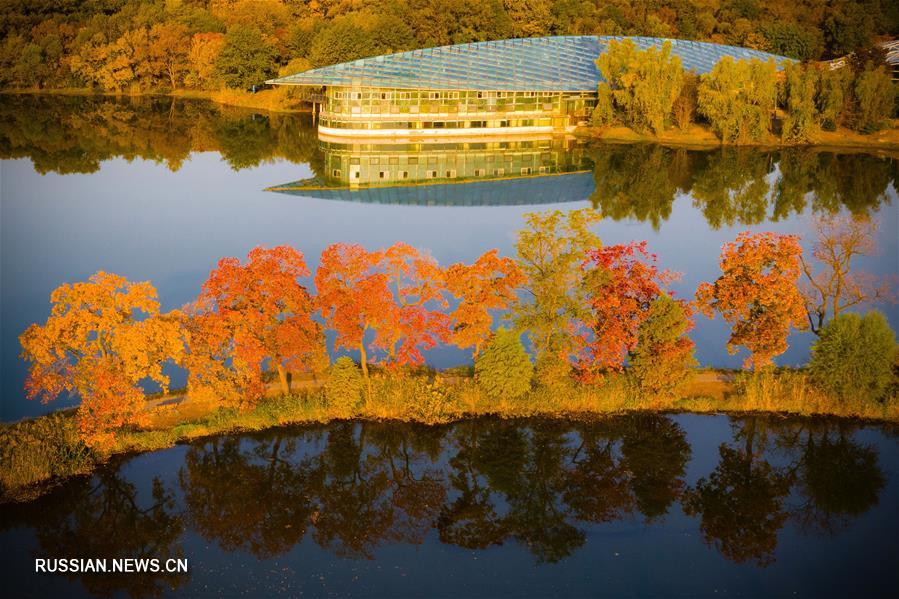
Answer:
(1, 414, 895, 597)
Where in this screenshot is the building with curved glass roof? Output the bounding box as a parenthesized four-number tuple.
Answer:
(268, 36, 790, 139)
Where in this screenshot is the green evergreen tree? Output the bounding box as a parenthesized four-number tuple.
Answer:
(629, 295, 697, 401)
(324, 356, 364, 417)
(475, 328, 533, 401)
(809, 311, 897, 403)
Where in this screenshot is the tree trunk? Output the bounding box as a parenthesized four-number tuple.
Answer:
(276, 363, 290, 396)
(359, 341, 372, 405)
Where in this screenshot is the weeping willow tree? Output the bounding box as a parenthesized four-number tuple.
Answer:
(697, 56, 778, 143)
(593, 39, 685, 134)
(782, 63, 822, 143)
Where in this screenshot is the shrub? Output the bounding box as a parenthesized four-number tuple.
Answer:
(0, 412, 94, 498)
(475, 329, 533, 401)
(629, 295, 697, 402)
(809, 311, 897, 403)
(324, 357, 363, 417)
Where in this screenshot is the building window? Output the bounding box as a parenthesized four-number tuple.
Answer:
(370, 157, 380, 165)
(445, 170, 456, 178)
(400, 171, 409, 179)
(493, 168, 505, 176)
(332, 169, 341, 177)
(353, 171, 361, 179)
(379, 171, 389, 180)
(429, 91, 440, 100)
(475, 168, 486, 176)
(521, 167, 532, 175)
(408, 157, 419, 165)
(426, 170, 438, 178)
(380, 92, 392, 100)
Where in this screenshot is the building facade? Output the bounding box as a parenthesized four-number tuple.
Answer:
(269, 36, 789, 138)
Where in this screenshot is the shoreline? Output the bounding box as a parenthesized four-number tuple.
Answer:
(4, 90, 899, 151)
(0, 88, 313, 114)
(576, 123, 899, 151)
(3, 367, 897, 505)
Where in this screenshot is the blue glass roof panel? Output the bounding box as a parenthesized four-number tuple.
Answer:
(268, 36, 792, 91)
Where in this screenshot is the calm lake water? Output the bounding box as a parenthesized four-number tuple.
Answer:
(1, 414, 897, 597)
(1, 95, 899, 597)
(2, 95, 897, 422)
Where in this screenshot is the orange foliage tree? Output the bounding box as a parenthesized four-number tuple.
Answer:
(186, 246, 326, 407)
(696, 232, 807, 369)
(315, 243, 393, 394)
(445, 249, 525, 358)
(19, 272, 182, 448)
(377, 242, 451, 367)
(578, 241, 675, 381)
(316, 243, 450, 397)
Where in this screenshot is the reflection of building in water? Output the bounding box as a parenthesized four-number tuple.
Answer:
(268, 36, 790, 138)
(267, 137, 595, 206)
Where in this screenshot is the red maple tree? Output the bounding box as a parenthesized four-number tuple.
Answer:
(445, 249, 525, 357)
(187, 246, 326, 406)
(696, 231, 807, 369)
(578, 241, 675, 381)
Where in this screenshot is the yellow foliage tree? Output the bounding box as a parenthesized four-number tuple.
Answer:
(19, 272, 183, 448)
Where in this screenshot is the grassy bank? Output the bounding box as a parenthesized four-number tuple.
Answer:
(3, 367, 897, 504)
(577, 122, 899, 151)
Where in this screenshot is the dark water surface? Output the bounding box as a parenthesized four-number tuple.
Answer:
(2, 95, 897, 421)
(1, 414, 897, 597)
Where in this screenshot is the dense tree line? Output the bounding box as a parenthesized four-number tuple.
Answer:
(18, 208, 896, 448)
(1, 0, 898, 92)
(592, 39, 897, 142)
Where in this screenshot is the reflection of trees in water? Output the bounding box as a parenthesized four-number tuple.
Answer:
(683, 416, 887, 567)
(589, 145, 692, 229)
(588, 144, 895, 229)
(178, 433, 314, 558)
(0, 468, 186, 597)
(767, 419, 886, 536)
(683, 418, 793, 567)
(2, 415, 890, 580)
(620, 415, 692, 521)
(2, 95, 893, 226)
(0, 94, 318, 175)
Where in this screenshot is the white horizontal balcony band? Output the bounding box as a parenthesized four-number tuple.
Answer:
(317, 124, 576, 138)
